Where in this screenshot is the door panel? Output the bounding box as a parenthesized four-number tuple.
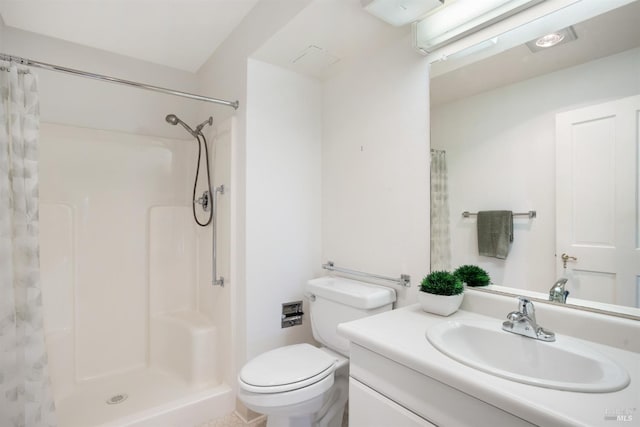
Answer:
(556, 95, 640, 307)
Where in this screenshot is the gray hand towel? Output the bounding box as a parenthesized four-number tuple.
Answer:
(477, 210, 513, 259)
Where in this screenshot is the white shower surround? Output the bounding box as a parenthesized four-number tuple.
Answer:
(1, 21, 237, 425)
(39, 122, 234, 427)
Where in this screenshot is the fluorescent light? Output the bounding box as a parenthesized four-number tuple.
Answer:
(414, 0, 543, 52)
(362, 0, 444, 27)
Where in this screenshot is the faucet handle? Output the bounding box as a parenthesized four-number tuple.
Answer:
(517, 297, 538, 327)
(517, 296, 529, 311)
(517, 297, 535, 316)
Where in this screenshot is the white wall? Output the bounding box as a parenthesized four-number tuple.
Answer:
(196, 0, 313, 369)
(431, 47, 640, 293)
(322, 34, 431, 307)
(2, 25, 199, 138)
(196, 10, 430, 375)
(245, 59, 322, 359)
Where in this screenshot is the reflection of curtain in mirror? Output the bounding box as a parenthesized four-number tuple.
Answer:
(430, 149, 451, 271)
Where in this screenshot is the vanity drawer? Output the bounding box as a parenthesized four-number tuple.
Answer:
(350, 378, 436, 427)
(349, 344, 536, 427)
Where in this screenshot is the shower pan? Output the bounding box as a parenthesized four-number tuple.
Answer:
(38, 118, 236, 427)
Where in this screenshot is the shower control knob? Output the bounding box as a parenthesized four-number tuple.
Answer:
(194, 191, 210, 212)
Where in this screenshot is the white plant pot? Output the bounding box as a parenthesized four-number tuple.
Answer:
(418, 291, 464, 316)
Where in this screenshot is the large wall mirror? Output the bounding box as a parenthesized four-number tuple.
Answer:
(429, 0, 640, 318)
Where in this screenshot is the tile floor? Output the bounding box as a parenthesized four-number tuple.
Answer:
(198, 412, 266, 427)
(199, 408, 349, 427)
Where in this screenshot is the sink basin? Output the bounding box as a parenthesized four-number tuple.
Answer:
(426, 320, 629, 393)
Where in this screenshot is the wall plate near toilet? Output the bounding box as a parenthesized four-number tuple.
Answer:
(281, 301, 304, 328)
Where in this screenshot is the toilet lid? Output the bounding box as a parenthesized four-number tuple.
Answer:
(239, 344, 336, 393)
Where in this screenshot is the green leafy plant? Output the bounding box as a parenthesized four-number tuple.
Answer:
(420, 271, 463, 296)
(454, 265, 491, 287)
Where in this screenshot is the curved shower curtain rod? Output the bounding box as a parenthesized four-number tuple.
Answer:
(0, 52, 239, 109)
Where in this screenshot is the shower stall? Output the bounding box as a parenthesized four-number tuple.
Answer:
(38, 116, 236, 427)
(0, 52, 240, 426)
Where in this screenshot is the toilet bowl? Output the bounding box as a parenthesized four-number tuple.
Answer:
(237, 277, 396, 427)
(238, 344, 348, 427)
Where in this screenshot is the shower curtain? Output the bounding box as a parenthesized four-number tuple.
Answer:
(0, 64, 57, 426)
(430, 149, 451, 271)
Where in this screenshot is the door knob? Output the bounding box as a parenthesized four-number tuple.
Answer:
(561, 253, 577, 269)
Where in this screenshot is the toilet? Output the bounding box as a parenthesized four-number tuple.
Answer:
(237, 276, 396, 427)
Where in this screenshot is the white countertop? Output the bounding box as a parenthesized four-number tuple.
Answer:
(338, 304, 640, 427)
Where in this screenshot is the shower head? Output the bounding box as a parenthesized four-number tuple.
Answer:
(165, 114, 213, 137)
(194, 117, 213, 134)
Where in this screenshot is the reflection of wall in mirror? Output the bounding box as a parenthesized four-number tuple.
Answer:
(430, 47, 640, 294)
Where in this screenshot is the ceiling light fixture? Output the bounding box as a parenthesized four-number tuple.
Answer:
(414, 0, 544, 53)
(361, 0, 444, 27)
(525, 26, 577, 52)
(535, 32, 565, 47)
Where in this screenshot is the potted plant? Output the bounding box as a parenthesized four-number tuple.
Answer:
(454, 265, 491, 287)
(418, 271, 464, 316)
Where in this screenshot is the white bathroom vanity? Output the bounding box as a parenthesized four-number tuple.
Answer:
(338, 291, 639, 427)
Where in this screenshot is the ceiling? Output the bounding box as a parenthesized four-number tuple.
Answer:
(0, 0, 408, 77)
(8, 0, 629, 88)
(251, 0, 408, 80)
(0, 0, 260, 73)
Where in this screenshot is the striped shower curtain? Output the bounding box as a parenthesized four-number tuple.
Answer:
(0, 64, 57, 427)
(430, 149, 451, 271)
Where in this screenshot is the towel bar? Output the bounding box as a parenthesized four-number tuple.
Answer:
(462, 210, 536, 218)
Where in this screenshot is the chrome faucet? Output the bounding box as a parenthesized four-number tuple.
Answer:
(549, 278, 569, 303)
(502, 297, 555, 342)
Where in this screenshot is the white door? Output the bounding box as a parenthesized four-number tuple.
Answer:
(556, 95, 640, 308)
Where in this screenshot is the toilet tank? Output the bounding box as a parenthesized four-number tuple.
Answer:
(306, 277, 396, 356)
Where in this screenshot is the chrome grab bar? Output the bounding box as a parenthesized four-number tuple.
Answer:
(321, 261, 411, 287)
(212, 185, 225, 286)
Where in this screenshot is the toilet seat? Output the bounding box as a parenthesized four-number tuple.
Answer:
(238, 370, 335, 413)
(239, 343, 337, 394)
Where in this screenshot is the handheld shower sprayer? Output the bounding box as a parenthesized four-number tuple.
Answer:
(165, 113, 215, 228)
(165, 113, 194, 136)
(165, 113, 179, 125)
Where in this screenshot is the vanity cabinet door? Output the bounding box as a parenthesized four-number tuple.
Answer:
(349, 377, 436, 427)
